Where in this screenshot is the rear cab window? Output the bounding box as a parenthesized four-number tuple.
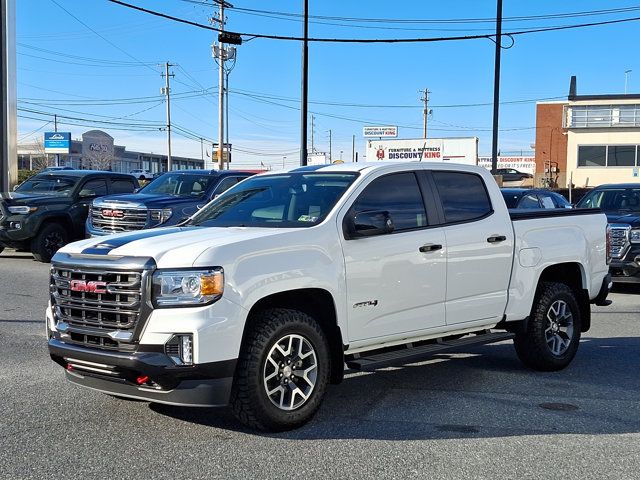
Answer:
(432, 171, 492, 223)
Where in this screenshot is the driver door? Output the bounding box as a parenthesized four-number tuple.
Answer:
(70, 178, 108, 237)
(339, 171, 446, 344)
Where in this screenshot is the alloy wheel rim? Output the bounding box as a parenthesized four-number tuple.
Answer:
(44, 232, 64, 255)
(263, 334, 318, 411)
(545, 299, 574, 356)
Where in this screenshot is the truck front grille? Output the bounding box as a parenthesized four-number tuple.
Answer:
(609, 225, 630, 259)
(50, 266, 146, 350)
(90, 206, 148, 234)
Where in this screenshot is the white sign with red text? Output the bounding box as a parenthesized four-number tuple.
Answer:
(365, 137, 478, 165)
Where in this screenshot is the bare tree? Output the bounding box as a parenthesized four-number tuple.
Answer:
(83, 148, 113, 171)
(31, 139, 51, 171)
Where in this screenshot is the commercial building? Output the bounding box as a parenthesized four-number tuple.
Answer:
(535, 76, 640, 187)
(17, 129, 204, 173)
(365, 137, 479, 165)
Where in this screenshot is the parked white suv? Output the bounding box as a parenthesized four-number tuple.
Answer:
(129, 169, 154, 180)
(47, 162, 611, 431)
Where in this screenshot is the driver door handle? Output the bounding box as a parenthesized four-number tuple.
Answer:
(419, 243, 443, 253)
(487, 235, 507, 243)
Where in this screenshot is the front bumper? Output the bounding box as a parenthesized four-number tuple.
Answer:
(609, 249, 640, 283)
(48, 338, 236, 407)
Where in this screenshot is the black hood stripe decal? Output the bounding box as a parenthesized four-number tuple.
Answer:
(81, 227, 188, 255)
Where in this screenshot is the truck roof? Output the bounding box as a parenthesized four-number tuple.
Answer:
(273, 161, 488, 175)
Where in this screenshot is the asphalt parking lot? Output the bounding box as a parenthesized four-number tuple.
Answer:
(1, 249, 639, 480)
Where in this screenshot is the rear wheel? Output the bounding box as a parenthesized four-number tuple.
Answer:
(31, 223, 68, 263)
(230, 308, 330, 431)
(514, 282, 581, 371)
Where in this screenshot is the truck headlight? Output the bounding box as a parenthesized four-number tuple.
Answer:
(152, 268, 224, 307)
(150, 208, 173, 224)
(630, 229, 640, 244)
(8, 206, 37, 215)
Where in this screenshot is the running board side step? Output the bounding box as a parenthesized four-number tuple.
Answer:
(345, 331, 514, 371)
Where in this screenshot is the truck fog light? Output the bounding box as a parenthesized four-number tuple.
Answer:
(181, 335, 193, 365)
(10, 222, 21, 230)
(165, 334, 193, 365)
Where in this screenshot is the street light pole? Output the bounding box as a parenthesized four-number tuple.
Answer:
(300, 0, 309, 166)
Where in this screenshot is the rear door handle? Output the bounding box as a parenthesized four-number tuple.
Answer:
(487, 235, 507, 243)
(419, 243, 443, 253)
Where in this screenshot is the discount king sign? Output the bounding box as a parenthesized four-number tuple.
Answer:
(363, 126, 398, 138)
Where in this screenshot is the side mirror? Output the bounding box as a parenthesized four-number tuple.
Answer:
(348, 210, 394, 238)
(78, 189, 94, 198)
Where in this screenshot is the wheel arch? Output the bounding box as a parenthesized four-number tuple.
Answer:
(535, 262, 591, 332)
(35, 214, 74, 236)
(243, 288, 345, 384)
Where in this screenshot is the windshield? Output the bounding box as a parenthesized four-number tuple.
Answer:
(15, 175, 78, 196)
(577, 188, 640, 212)
(189, 172, 359, 228)
(139, 173, 214, 197)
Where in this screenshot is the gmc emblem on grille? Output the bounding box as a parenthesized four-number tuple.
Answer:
(69, 280, 108, 294)
(102, 209, 124, 218)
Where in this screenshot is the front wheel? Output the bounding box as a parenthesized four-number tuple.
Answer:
(514, 282, 581, 371)
(31, 223, 68, 263)
(230, 308, 330, 431)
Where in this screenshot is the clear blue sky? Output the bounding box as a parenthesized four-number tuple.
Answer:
(16, 0, 640, 168)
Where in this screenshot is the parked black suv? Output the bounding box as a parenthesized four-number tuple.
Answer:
(0, 170, 138, 262)
(86, 169, 257, 236)
(576, 183, 640, 283)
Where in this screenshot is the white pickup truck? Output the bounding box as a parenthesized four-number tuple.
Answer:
(47, 162, 612, 431)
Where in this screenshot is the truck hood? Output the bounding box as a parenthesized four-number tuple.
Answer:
(95, 193, 207, 209)
(1, 192, 70, 206)
(606, 212, 640, 227)
(60, 225, 298, 268)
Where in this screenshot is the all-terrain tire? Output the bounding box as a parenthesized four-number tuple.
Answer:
(31, 223, 68, 263)
(514, 282, 581, 371)
(230, 308, 331, 431)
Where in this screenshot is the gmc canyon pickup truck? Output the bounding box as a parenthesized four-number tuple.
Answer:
(47, 163, 611, 431)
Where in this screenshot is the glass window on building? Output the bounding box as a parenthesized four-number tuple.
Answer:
(577, 146, 606, 167)
(608, 146, 637, 166)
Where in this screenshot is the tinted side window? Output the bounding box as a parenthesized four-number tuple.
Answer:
(80, 179, 108, 197)
(432, 171, 492, 223)
(519, 194, 540, 209)
(111, 178, 136, 194)
(351, 172, 427, 231)
(539, 195, 556, 209)
(214, 176, 242, 195)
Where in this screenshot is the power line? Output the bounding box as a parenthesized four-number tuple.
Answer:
(107, 0, 640, 43)
(49, 0, 160, 73)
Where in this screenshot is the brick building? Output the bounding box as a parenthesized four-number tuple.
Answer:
(535, 77, 640, 188)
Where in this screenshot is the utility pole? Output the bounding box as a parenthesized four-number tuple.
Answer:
(310, 115, 315, 153)
(200, 138, 204, 162)
(419, 88, 430, 139)
(54, 114, 59, 167)
(625, 69, 632, 94)
(300, 0, 309, 166)
(328, 129, 332, 163)
(160, 62, 174, 172)
(352, 134, 355, 162)
(490, 0, 503, 175)
(217, 0, 225, 171)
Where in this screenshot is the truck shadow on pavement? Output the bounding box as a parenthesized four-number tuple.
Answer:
(151, 336, 640, 440)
